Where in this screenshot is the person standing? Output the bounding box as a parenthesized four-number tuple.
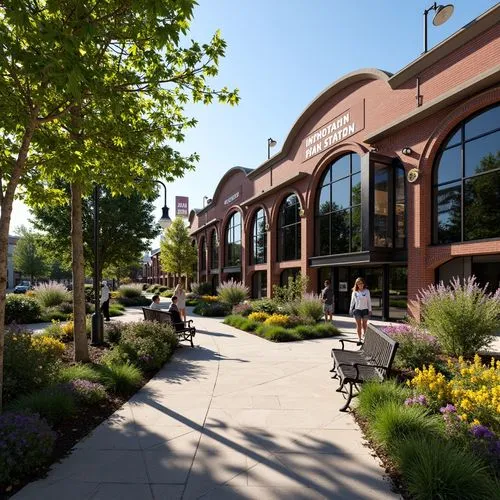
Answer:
(349, 277, 372, 343)
(100, 280, 111, 321)
(174, 280, 186, 322)
(321, 279, 334, 323)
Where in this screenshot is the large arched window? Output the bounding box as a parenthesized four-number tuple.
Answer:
(433, 104, 500, 244)
(251, 209, 267, 264)
(277, 194, 301, 261)
(225, 211, 242, 266)
(210, 230, 219, 269)
(200, 238, 207, 271)
(316, 153, 361, 255)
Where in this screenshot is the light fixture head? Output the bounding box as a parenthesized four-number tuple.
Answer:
(433, 4, 454, 26)
(402, 147, 413, 156)
(268, 137, 277, 148)
(158, 205, 172, 229)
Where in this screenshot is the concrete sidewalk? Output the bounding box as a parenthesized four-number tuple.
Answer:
(14, 313, 398, 500)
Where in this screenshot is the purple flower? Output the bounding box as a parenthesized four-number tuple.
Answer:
(440, 404, 456, 414)
(405, 395, 428, 407)
(470, 424, 495, 440)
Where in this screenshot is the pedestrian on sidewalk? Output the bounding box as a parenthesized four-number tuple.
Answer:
(174, 279, 187, 321)
(100, 280, 111, 321)
(321, 279, 334, 323)
(349, 277, 372, 343)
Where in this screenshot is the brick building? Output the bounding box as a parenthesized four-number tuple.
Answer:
(189, 5, 500, 320)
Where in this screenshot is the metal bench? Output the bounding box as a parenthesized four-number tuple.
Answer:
(330, 323, 398, 411)
(142, 307, 195, 347)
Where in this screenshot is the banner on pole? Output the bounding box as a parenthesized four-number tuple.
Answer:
(175, 196, 189, 217)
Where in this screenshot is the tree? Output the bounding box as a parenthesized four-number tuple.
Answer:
(160, 217, 197, 281)
(31, 187, 161, 281)
(12, 227, 48, 282)
(0, 1, 238, 410)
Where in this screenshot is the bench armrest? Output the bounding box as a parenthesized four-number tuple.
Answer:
(339, 338, 362, 350)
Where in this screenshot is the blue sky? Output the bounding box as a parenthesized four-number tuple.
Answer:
(11, 0, 497, 245)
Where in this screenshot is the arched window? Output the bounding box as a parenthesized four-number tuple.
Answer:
(251, 209, 267, 264)
(210, 230, 219, 269)
(225, 211, 242, 266)
(316, 153, 361, 255)
(191, 240, 197, 276)
(200, 238, 207, 271)
(277, 194, 301, 261)
(433, 104, 500, 244)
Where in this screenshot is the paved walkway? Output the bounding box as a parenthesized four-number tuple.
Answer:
(15, 311, 398, 500)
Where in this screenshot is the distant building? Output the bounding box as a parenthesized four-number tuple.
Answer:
(7, 235, 20, 288)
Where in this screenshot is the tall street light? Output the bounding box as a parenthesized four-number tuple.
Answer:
(154, 180, 172, 230)
(267, 137, 277, 159)
(423, 3, 454, 53)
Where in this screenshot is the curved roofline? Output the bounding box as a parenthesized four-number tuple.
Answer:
(248, 68, 391, 179)
(204, 166, 253, 213)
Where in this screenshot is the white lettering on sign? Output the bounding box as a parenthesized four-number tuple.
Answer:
(224, 192, 240, 206)
(304, 111, 357, 161)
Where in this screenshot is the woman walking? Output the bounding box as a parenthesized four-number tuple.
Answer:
(173, 279, 187, 322)
(349, 277, 372, 343)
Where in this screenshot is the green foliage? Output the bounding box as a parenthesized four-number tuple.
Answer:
(224, 315, 247, 328)
(418, 276, 500, 357)
(40, 307, 69, 322)
(0, 412, 56, 485)
(258, 326, 300, 342)
(193, 301, 231, 317)
(109, 304, 125, 317)
(5, 294, 42, 324)
(3, 329, 63, 404)
(98, 363, 143, 396)
(251, 298, 279, 314)
(396, 437, 498, 500)
(296, 293, 324, 322)
(217, 279, 249, 306)
(357, 380, 411, 422)
(118, 284, 143, 299)
(310, 323, 340, 338)
(10, 387, 76, 424)
(394, 333, 440, 371)
(65, 379, 107, 405)
(160, 217, 198, 278)
(104, 322, 125, 344)
(117, 295, 150, 307)
(32, 281, 70, 307)
(58, 364, 102, 383)
(190, 282, 213, 296)
(13, 226, 48, 281)
(371, 402, 444, 450)
(272, 274, 309, 304)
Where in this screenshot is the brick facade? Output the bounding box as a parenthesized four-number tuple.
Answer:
(189, 5, 500, 319)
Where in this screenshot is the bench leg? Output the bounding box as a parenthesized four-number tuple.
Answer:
(339, 382, 354, 412)
(335, 378, 344, 393)
(189, 332, 194, 347)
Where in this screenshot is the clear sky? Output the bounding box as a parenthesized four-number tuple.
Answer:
(10, 0, 497, 247)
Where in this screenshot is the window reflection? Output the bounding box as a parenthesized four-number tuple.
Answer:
(278, 194, 301, 261)
(251, 209, 267, 264)
(225, 212, 241, 266)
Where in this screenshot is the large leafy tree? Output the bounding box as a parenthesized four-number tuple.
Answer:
(31, 188, 161, 280)
(12, 226, 48, 282)
(0, 1, 238, 410)
(160, 217, 197, 280)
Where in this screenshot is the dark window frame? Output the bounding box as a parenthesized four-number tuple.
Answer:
(251, 208, 267, 264)
(225, 211, 242, 267)
(210, 229, 219, 270)
(277, 194, 301, 262)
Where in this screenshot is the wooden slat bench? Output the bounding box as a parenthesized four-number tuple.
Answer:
(330, 324, 398, 411)
(142, 307, 196, 347)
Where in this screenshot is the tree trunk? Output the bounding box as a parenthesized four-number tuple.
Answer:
(71, 181, 89, 362)
(0, 116, 38, 412)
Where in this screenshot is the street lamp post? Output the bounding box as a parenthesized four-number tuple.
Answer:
(91, 183, 103, 345)
(423, 3, 454, 53)
(267, 137, 277, 160)
(154, 180, 172, 230)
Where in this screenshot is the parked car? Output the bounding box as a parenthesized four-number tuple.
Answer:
(13, 281, 32, 294)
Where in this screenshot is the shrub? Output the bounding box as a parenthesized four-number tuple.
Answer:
(417, 276, 500, 357)
(111, 321, 178, 371)
(3, 328, 64, 403)
(41, 307, 69, 322)
(251, 298, 278, 314)
(104, 321, 125, 344)
(260, 326, 300, 342)
(357, 380, 411, 422)
(239, 319, 259, 332)
(248, 311, 269, 322)
(371, 402, 444, 450)
(43, 320, 75, 342)
(117, 283, 143, 298)
(117, 295, 151, 307)
(224, 315, 247, 328)
(272, 273, 309, 304)
(0, 412, 56, 484)
(383, 324, 440, 370)
(294, 324, 318, 339)
(32, 281, 70, 307)
(98, 362, 143, 395)
(10, 386, 76, 424)
(287, 314, 316, 328)
(232, 302, 253, 316)
(193, 301, 230, 317)
(5, 294, 42, 324)
(312, 323, 340, 337)
(190, 281, 213, 296)
(160, 290, 174, 298)
(217, 279, 249, 306)
(57, 301, 73, 314)
(65, 379, 107, 405)
(109, 303, 125, 317)
(396, 437, 498, 500)
(297, 293, 324, 322)
(58, 364, 102, 383)
(201, 295, 219, 302)
(264, 313, 289, 327)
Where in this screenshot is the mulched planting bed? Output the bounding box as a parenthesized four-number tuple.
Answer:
(1, 341, 158, 499)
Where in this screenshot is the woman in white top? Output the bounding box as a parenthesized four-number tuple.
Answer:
(173, 280, 187, 321)
(349, 277, 372, 343)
